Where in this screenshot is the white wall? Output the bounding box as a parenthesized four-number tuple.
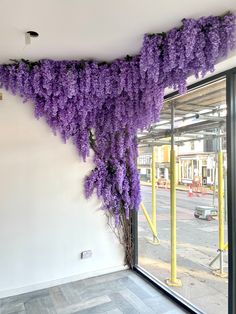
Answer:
(0, 90, 124, 298)
(0, 0, 235, 63)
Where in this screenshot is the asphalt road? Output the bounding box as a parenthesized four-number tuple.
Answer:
(138, 186, 228, 314)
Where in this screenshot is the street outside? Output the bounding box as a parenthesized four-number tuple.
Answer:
(138, 185, 228, 314)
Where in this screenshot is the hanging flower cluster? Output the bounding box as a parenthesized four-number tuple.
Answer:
(140, 12, 236, 97)
(0, 13, 235, 229)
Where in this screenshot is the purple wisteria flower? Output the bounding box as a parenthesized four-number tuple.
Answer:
(0, 12, 235, 225)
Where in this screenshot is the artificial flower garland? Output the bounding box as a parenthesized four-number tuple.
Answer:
(0, 12, 235, 265)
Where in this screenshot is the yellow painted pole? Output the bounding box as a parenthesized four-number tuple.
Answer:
(140, 147, 160, 245)
(218, 150, 224, 251)
(212, 150, 227, 277)
(178, 160, 181, 185)
(217, 150, 227, 276)
(166, 150, 181, 286)
(152, 146, 157, 237)
(166, 103, 181, 287)
(171, 150, 177, 282)
(141, 202, 158, 239)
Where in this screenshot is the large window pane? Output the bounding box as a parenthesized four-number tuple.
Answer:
(137, 79, 228, 314)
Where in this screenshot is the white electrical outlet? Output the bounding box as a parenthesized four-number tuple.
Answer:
(81, 250, 92, 259)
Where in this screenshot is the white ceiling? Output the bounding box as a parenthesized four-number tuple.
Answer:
(0, 0, 236, 64)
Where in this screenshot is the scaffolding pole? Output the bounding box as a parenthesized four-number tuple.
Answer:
(209, 243, 228, 267)
(212, 150, 227, 277)
(140, 146, 160, 244)
(218, 151, 224, 252)
(141, 202, 158, 241)
(152, 146, 157, 242)
(211, 123, 227, 277)
(166, 103, 182, 287)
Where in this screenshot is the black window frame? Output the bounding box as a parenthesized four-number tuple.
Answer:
(132, 67, 236, 314)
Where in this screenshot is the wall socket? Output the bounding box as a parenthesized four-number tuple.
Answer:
(81, 250, 92, 259)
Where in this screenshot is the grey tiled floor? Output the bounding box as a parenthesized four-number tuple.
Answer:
(0, 270, 189, 314)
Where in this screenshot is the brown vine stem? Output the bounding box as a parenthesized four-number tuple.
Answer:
(89, 129, 133, 268)
(105, 210, 133, 268)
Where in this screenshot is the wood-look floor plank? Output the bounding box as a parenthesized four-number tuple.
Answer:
(0, 271, 187, 314)
(57, 295, 111, 314)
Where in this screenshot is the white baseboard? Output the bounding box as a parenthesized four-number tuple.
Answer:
(0, 265, 128, 299)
